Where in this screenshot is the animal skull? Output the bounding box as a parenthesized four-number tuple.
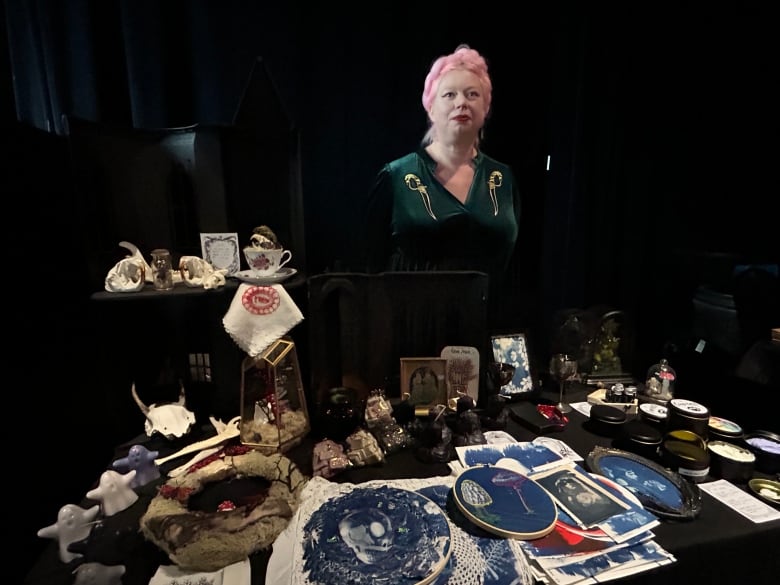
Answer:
(178, 255, 227, 289)
(104, 241, 152, 293)
(131, 381, 196, 440)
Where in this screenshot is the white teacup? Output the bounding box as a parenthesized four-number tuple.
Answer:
(243, 246, 292, 276)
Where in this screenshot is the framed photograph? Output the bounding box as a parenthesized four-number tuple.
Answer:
(491, 333, 535, 398)
(400, 357, 449, 408)
(200, 232, 241, 275)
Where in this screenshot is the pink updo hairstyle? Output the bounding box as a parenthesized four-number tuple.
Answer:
(421, 44, 493, 145)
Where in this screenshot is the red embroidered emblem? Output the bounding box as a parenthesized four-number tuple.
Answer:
(242, 286, 280, 315)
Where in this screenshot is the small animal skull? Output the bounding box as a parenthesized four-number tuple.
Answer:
(104, 241, 152, 293)
(178, 255, 227, 289)
(131, 381, 196, 440)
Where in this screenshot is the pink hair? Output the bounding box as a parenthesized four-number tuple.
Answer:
(422, 44, 492, 113)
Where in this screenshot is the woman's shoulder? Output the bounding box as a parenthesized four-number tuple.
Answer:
(385, 150, 425, 174)
(478, 151, 515, 174)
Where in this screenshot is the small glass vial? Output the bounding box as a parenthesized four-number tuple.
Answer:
(150, 248, 174, 291)
(611, 383, 625, 403)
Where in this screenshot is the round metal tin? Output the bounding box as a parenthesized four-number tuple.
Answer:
(617, 419, 663, 460)
(665, 429, 707, 451)
(588, 404, 627, 437)
(743, 429, 780, 474)
(668, 399, 710, 439)
(707, 415, 744, 443)
(748, 478, 780, 507)
(639, 402, 668, 431)
(662, 439, 710, 482)
(707, 440, 755, 483)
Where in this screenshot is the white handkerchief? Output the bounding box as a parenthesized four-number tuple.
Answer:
(223, 284, 304, 357)
(148, 558, 251, 585)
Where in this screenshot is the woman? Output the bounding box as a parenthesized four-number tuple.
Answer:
(362, 44, 521, 322)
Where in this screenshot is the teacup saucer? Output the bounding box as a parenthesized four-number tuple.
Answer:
(235, 267, 297, 285)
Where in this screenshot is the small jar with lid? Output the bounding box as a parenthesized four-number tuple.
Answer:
(639, 402, 668, 431)
(668, 398, 710, 440)
(618, 419, 663, 460)
(588, 404, 627, 437)
(644, 358, 676, 404)
(662, 439, 711, 483)
(707, 415, 744, 444)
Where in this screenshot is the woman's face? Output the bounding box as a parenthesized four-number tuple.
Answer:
(429, 69, 487, 143)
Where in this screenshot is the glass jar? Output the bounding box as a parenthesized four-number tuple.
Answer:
(645, 358, 676, 404)
(319, 387, 361, 442)
(150, 248, 174, 291)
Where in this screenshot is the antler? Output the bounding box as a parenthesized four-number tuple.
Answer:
(130, 382, 149, 414)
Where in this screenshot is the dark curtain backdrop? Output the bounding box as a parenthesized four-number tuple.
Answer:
(4, 0, 778, 404)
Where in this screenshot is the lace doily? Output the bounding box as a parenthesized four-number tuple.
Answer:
(267, 475, 534, 585)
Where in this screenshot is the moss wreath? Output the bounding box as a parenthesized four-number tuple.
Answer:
(140, 444, 307, 572)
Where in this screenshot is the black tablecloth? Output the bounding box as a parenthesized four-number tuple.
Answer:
(24, 385, 780, 585)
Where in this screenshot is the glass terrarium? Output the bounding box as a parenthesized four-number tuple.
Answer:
(644, 358, 676, 405)
(239, 336, 310, 453)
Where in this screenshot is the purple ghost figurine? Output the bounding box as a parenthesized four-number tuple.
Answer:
(112, 444, 160, 488)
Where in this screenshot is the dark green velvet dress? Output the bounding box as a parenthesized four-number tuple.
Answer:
(363, 147, 521, 292)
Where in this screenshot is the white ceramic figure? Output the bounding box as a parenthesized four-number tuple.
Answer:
(72, 562, 125, 585)
(86, 470, 138, 517)
(37, 503, 100, 563)
(104, 241, 153, 293)
(178, 255, 227, 289)
(131, 381, 196, 440)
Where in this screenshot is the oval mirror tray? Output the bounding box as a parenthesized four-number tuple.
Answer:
(586, 446, 702, 520)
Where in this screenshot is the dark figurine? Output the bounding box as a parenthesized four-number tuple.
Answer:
(453, 409, 487, 447)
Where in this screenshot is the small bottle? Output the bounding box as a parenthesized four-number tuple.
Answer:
(625, 385, 637, 404)
(611, 383, 625, 403)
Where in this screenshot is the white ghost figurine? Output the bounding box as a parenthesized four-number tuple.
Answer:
(73, 562, 125, 585)
(37, 503, 100, 563)
(85, 470, 138, 517)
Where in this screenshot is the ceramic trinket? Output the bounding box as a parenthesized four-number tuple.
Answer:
(86, 470, 138, 516)
(112, 444, 160, 488)
(37, 503, 100, 563)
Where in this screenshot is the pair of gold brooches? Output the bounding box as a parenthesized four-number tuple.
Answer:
(404, 171, 502, 219)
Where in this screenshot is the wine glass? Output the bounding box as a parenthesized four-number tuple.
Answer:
(488, 362, 516, 396)
(549, 353, 577, 413)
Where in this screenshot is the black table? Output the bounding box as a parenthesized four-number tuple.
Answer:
(24, 385, 780, 584)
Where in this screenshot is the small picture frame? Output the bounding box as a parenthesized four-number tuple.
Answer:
(200, 232, 240, 275)
(400, 357, 449, 408)
(491, 333, 535, 398)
